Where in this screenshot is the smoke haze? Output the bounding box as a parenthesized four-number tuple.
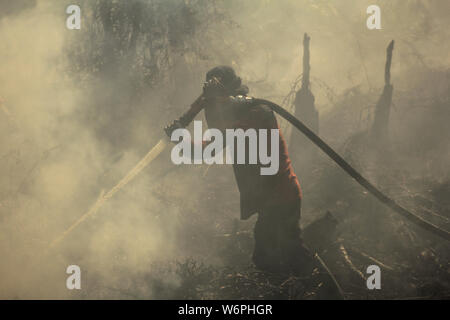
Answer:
(0, 0, 448, 299)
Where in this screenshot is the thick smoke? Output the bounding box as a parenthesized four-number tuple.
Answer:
(0, 0, 448, 298)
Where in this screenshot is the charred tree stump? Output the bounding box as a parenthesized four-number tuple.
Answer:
(372, 40, 394, 142)
(290, 33, 319, 176)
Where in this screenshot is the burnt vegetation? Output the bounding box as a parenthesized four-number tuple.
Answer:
(1, 0, 449, 299)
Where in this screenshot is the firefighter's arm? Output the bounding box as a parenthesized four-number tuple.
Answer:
(164, 99, 224, 162)
(164, 94, 206, 138)
(164, 76, 225, 137)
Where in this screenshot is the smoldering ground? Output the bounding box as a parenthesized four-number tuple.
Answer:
(0, 0, 449, 299)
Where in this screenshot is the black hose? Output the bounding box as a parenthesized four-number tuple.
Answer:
(251, 98, 450, 242)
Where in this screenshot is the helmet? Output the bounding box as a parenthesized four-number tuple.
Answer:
(204, 66, 248, 97)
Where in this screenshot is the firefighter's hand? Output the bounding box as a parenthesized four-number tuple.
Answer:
(164, 119, 184, 139)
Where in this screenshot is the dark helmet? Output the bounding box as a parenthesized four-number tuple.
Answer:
(205, 66, 249, 96)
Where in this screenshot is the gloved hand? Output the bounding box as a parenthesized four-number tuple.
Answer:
(164, 94, 207, 139)
(164, 119, 184, 139)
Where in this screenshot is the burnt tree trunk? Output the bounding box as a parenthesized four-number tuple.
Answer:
(290, 33, 319, 176)
(372, 40, 394, 141)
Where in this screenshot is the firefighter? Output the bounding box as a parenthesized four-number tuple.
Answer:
(165, 66, 313, 274)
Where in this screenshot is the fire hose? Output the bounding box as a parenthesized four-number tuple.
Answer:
(243, 96, 450, 242)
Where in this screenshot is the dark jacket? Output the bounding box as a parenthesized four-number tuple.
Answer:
(203, 98, 302, 220)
